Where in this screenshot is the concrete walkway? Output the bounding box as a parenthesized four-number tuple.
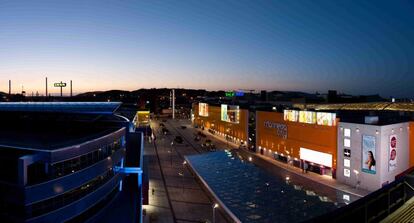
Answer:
(253, 151, 371, 197)
(143, 140, 175, 223)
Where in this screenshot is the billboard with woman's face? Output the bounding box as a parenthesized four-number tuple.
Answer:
(389, 135, 397, 172)
(362, 135, 376, 174)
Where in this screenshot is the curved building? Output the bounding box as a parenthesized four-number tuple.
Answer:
(0, 102, 143, 223)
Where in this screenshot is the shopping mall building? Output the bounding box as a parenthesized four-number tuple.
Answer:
(193, 102, 414, 192)
(192, 103, 249, 146)
(0, 102, 144, 223)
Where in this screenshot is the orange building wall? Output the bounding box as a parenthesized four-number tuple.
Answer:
(256, 111, 338, 169)
(193, 103, 249, 142)
(410, 122, 414, 167)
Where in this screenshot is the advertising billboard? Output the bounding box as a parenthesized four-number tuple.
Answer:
(198, 103, 209, 117)
(389, 135, 397, 172)
(283, 110, 299, 122)
(299, 111, 316, 124)
(316, 112, 336, 126)
(362, 135, 376, 174)
(221, 104, 240, 123)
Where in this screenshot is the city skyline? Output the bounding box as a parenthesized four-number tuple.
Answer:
(1, 1, 413, 97)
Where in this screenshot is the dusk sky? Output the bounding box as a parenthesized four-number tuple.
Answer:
(1, 0, 413, 97)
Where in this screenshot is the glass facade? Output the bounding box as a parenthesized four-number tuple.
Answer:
(27, 169, 116, 218)
(27, 138, 124, 185)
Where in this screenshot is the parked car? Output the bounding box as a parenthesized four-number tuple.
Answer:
(159, 123, 165, 127)
(174, 136, 183, 143)
(205, 139, 212, 146)
(194, 136, 201, 141)
(181, 125, 187, 129)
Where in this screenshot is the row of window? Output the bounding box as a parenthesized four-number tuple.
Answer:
(27, 137, 124, 185)
(27, 169, 116, 218)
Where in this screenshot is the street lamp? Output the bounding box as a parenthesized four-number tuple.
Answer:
(170, 141, 174, 167)
(181, 160, 187, 193)
(225, 128, 230, 149)
(212, 203, 219, 223)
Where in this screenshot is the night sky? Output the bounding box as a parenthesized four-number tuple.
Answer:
(1, 0, 413, 97)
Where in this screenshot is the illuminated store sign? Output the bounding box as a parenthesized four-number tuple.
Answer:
(225, 91, 244, 97)
(283, 110, 299, 122)
(316, 112, 336, 126)
(221, 104, 240, 123)
(285, 110, 336, 126)
(300, 147, 332, 168)
(199, 103, 209, 117)
(299, 111, 316, 124)
(264, 121, 287, 139)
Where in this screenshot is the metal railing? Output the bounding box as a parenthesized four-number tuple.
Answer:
(311, 173, 414, 223)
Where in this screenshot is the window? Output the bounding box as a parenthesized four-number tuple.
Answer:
(28, 169, 115, 218)
(28, 138, 123, 185)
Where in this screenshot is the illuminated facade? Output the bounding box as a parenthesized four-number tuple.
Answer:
(192, 103, 249, 145)
(256, 110, 338, 177)
(0, 102, 143, 223)
(337, 122, 411, 191)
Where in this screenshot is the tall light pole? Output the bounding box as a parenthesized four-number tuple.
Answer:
(172, 89, 175, 120)
(45, 77, 48, 97)
(212, 203, 219, 223)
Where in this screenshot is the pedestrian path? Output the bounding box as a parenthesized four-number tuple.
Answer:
(253, 152, 371, 198)
(143, 140, 174, 223)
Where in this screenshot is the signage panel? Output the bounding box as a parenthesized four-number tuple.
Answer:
(221, 104, 240, 123)
(198, 103, 209, 117)
(389, 135, 397, 172)
(283, 110, 299, 122)
(316, 112, 336, 126)
(54, 82, 67, 87)
(299, 111, 316, 124)
(362, 135, 376, 174)
(300, 147, 332, 168)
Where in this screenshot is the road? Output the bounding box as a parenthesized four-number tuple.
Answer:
(144, 118, 234, 223)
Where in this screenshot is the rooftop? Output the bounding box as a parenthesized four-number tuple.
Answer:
(186, 151, 347, 223)
(0, 102, 121, 114)
(292, 102, 414, 112)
